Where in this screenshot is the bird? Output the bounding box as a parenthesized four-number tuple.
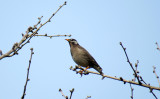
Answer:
(65, 39, 103, 75)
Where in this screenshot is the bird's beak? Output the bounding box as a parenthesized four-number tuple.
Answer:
(65, 39, 70, 41)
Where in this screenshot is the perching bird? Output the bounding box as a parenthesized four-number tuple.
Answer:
(65, 39, 103, 75)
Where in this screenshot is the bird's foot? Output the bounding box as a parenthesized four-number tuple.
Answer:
(78, 66, 90, 77)
(78, 70, 84, 77)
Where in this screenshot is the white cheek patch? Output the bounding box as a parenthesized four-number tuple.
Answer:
(72, 41, 78, 45)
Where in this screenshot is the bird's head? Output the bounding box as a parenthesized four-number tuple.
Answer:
(65, 39, 79, 45)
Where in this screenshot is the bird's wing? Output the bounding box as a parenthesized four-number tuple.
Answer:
(77, 45, 103, 74)
(77, 45, 99, 66)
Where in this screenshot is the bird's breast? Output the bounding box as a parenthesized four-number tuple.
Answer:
(70, 47, 89, 67)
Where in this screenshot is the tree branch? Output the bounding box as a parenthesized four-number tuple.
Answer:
(129, 84, 134, 99)
(153, 66, 160, 87)
(69, 88, 74, 99)
(155, 42, 160, 51)
(85, 96, 91, 99)
(59, 89, 68, 99)
(120, 42, 142, 85)
(0, 1, 68, 60)
(21, 48, 34, 99)
(34, 34, 71, 39)
(132, 60, 139, 82)
(59, 88, 90, 99)
(70, 66, 160, 91)
(120, 42, 158, 99)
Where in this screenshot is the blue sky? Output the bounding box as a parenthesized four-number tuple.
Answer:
(0, 0, 160, 99)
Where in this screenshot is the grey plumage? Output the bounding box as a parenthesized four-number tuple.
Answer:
(65, 39, 103, 75)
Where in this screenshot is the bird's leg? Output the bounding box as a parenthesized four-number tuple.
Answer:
(84, 66, 89, 71)
(77, 66, 84, 76)
(78, 66, 90, 76)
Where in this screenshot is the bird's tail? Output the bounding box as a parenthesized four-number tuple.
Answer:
(93, 65, 103, 75)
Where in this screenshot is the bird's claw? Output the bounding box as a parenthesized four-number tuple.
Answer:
(78, 66, 90, 77)
(78, 70, 84, 77)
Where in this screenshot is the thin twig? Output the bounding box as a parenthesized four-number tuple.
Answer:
(41, 1, 67, 26)
(69, 88, 74, 99)
(139, 76, 158, 99)
(21, 48, 34, 99)
(70, 66, 160, 91)
(0, 1, 67, 60)
(129, 84, 134, 99)
(120, 42, 158, 98)
(153, 66, 160, 87)
(59, 88, 74, 99)
(85, 96, 91, 99)
(34, 34, 71, 39)
(139, 76, 147, 85)
(155, 42, 160, 51)
(120, 42, 142, 85)
(132, 60, 139, 82)
(150, 90, 158, 99)
(59, 89, 68, 99)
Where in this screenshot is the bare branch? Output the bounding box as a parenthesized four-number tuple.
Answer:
(85, 96, 91, 99)
(70, 66, 160, 91)
(120, 42, 142, 85)
(59, 88, 91, 99)
(21, 48, 34, 99)
(59, 89, 68, 99)
(150, 90, 158, 99)
(139, 76, 147, 85)
(41, 1, 67, 26)
(0, 1, 67, 60)
(132, 60, 139, 82)
(120, 42, 158, 98)
(34, 34, 71, 39)
(139, 76, 158, 98)
(129, 84, 134, 99)
(153, 66, 160, 87)
(69, 88, 74, 99)
(155, 42, 160, 51)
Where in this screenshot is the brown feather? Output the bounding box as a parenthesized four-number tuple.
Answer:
(68, 41, 103, 75)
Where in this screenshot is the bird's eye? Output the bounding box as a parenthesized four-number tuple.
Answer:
(71, 39, 75, 41)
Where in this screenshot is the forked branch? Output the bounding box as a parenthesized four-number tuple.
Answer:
(70, 66, 160, 91)
(0, 1, 68, 60)
(120, 42, 142, 85)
